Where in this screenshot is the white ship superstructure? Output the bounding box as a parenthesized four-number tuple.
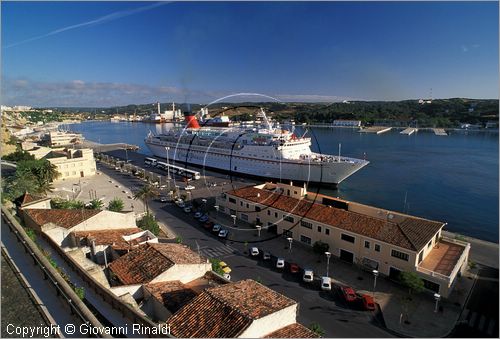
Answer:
(145, 109, 368, 185)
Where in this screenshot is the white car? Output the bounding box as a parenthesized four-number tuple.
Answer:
(250, 247, 259, 256)
(184, 185, 195, 190)
(218, 229, 229, 238)
(276, 258, 285, 269)
(183, 207, 192, 213)
(303, 269, 314, 283)
(194, 212, 203, 219)
(321, 276, 332, 291)
(212, 224, 222, 232)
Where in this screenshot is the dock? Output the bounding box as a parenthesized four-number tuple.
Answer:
(359, 126, 392, 134)
(77, 140, 139, 152)
(400, 127, 418, 135)
(433, 128, 448, 136)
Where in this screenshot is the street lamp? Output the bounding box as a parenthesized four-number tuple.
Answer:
(434, 293, 441, 313)
(165, 147, 171, 180)
(256, 225, 262, 237)
(202, 198, 207, 213)
(231, 214, 237, 227)
(372, 270, 379, 299)
(287, 237, 293, 253)
(325, 251, 331, 277)
(214, 205, 219, 220)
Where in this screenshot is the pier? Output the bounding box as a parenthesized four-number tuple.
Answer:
(433, 128, 448, 136)
(78, 140, 139, 152)
(400, 127, 418, 135)
(359, 126, 392, 134)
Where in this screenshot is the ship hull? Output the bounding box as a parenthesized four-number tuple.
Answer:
(145, 140, 368, 185)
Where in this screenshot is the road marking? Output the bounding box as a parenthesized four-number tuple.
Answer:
(199, 245, 236, 259)
(478, 314, 487, 331)
(468, 311, 478, 327)
(486, 318, 496, 336)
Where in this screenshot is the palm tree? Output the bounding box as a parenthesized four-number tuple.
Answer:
(87, 198, 104, 210)
(133, 184, 159, 214)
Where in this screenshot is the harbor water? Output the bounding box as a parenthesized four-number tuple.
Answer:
(69, 121, 499, 243)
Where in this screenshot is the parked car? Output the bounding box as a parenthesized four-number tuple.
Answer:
(204, 221, 214, 229)
(212, 224, 222, 232)
(218, 229, 229, 238)
(359, 294, 376, 311)
(303, 269, 314, 283)
(289, 263, 300, 274)
(159, 196, 168, 203)
(183, 207, 192, 213)
(184, 185, 196, 190)
(321, 277, 332, 291)
(263, 252, 271, 260)
(276, 258, 285, 269)
(250, 247, 259, 256)
(194, 212, 203, 219)
(177, 202, 185, 208)
(199, 215, 209, 223)
(340, 286, 357, 303)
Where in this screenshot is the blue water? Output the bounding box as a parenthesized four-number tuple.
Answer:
(69, 121, 499, 243)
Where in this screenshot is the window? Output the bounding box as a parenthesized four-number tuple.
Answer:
(364, 241, 370, 249)
(240, 201, 243, 206)
(241, 213, 248, 221)
(230, 209, 236, 215)
(283, 230, 293, 238)
(418, 251, 424, 263)
(229, 197, 236, 204)
(300, 220, 313, 229)
(284, 216, 294, 223)
(255, 206, 261, 212)
(275, 212, 278, 218)
(300, 235, 312, 245)
(246, 203, 249, 208)
(341, 233, 355, 243)
(267, 210, 270, 215)
(427, 241, 432, 249)
(325, 228, 330, 235)
(375, 244, 381, 252)
(391, 249, 409, 261)
(317, 226, 322, 232)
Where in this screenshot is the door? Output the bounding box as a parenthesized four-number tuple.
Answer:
(80, 171, 84, 177)
(339, 249, 354, 263)
(389, 267, 402, 281)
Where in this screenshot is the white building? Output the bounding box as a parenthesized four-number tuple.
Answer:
(48, 131, 84, 146)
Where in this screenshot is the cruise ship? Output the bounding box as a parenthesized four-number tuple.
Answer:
(144, 109, 369, 185)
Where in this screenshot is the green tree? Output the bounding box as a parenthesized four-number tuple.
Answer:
(399, 271, 425, 295)
(312, 240, 330, 256)
(51, 198, 85, 209)
(136, 213, 160, 236)
(2, 150, 35, 162)
(133, 184, 159, 214)
(308, 322, 325, 337)
(86, 198, 103, 210)
(108, 198, 124, 212)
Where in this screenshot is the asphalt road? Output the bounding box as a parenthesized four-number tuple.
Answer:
(450, 265, 499, 338)
(98, 162, 393, 338)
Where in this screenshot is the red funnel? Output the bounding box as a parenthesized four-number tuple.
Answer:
(184, 114, 200, 129)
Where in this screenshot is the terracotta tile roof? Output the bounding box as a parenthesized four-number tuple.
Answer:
(207, 279, 296, 319)
(108, 243, 206, 285)
(169, 292, 252, 338)
(144, 281, 198, 313)
(168, 279, 297, 338)
(264, 323, 320, 338)
(228, 186, 443, 251)
(23, 208, 101, 229)
(72, 228, 142, 250)
(14, 192, 46, 207)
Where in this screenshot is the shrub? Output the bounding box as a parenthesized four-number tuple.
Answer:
(309, 322, 325, 337)
(136, 213, 160, 236)
(108, 198, 124, 212)
(399, 271, 424, 295)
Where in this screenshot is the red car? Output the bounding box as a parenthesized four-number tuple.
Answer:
(204, 221, 214, 229)
(359, 294, 376, 311)
(289, 263, 300, 274)
(340, 286, 357, 302)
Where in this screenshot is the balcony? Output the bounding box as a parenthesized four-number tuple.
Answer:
(417, 237, 470, 284)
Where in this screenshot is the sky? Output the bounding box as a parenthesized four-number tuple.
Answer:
(2, 1, 499, 107)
